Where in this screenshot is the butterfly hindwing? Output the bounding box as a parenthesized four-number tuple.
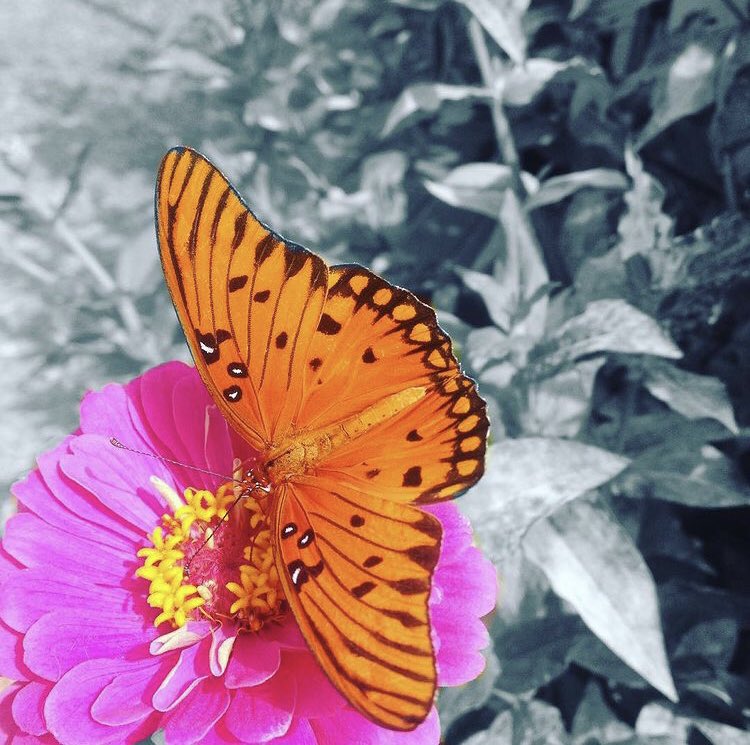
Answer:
(272, 481, 441, 731)
(296, 265, 488, 504)
(156, 147, 328, 449)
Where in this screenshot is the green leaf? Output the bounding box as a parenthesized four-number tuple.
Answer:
(424, 162, 537, 218)
(533, 299, 682, 370)
(457, 0, 528, 63)
(461, 439, 629, 565)
(381, 83, 489, 136)
(638, 358, 738, 433)
(524, 494, 678, 701)
(525, 168, 628, 210)
(438, 647, 500, 731)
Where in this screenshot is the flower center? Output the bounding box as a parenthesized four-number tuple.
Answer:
(136, 469, 287, 632)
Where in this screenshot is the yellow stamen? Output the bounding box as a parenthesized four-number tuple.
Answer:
(135, 475, 285, 631)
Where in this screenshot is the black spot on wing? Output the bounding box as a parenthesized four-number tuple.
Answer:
(402, 466, 423, 487)
(317, 313, 341, 335)
(229, 275, 248, 292)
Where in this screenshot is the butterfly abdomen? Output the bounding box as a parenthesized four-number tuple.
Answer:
(266, 386, 428, 480)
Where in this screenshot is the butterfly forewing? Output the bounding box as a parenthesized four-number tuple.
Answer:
(156, 148, 328, 449)
(273, 481, 441, 731)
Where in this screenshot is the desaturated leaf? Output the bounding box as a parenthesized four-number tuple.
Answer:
(669, 0, 741, 31)
(572, 681, 635, 745)
(463, 710, 514, 745)
(674, 618, 738, 672)
(424, 162, 538, 218)
(638, 358, 738, 433)
(637, 43, 718, 147)
(116, 226, 161, 295)
(503, 57, 569, 106)
(524, 494, 678, 701)
(569, 633, 652, 689)
(519, 358, 605, 437)
(461, 269, 514, 332)
(465, 326, 510, 371)
(495, 613, 585, 692)
(525, 168, 628, 210)
(438, 647, 500, 731)
(533, 299, 682, 370)
(628, 440, 750, 508)
(569, 0, 594, 19)
(461, 439, 629, 565)
(693, 719, 750, 745)
(458, 0, 528, 63)
(636, 703, 690, 742)
(382, 83, 489, 136)
(617, 147, 674, 262)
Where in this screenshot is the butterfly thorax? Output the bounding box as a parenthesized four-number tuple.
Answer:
(264, 385, 428, 483)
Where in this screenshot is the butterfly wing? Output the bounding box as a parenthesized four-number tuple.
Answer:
(272, 480, 441, 731)
(156, 147, 329, 450)
(294, 265, 489, 503)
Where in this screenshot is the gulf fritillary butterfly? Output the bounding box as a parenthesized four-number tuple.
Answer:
(156, 147, 489, 731)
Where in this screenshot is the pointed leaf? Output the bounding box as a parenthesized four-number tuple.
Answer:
(524, 494, 678, 701)
(382, 83, 489, 136)
(525, 168, 628, 210)
(458, 0, 527, 63)
(534, 299, 682, 369)
(639, 358, 738, 433)
(461, 439, 629, 565)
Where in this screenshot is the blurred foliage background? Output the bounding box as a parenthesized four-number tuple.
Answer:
(4, 0, 750, 742)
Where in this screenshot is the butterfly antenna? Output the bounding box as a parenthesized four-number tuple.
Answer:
(184, 489, 247, 578)
(109, 438, 239, 483)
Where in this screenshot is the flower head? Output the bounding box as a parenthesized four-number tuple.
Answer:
(0, 362, 496, 744)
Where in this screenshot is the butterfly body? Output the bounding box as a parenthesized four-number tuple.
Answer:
(157, 147, 489, 731)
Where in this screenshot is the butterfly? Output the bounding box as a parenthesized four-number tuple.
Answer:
(156, 147, 488, 731)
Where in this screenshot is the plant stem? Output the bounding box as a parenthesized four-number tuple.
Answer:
(467, 16, 526, 199)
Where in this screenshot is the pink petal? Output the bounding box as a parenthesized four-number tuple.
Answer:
(13, 468, 136, 551)
(0, 547, 22, 585)
(311, 706, 440, 745)
(62, 435, 167, 531)
(0, 568, 132, 634)
(0, 683, 22, 741)
(134, 362, 213, 491)
(0, 621, 31, 680)
(152, 638, 211, 712)
(91, 657, 168, 726)
(261, 620, 307, 650)
(34, 443, 141, 542)
(225, 633, 280, 688)
(11, 681, 49, 736)
(208, 624, 236, 677)
(44, 659, 158, 745)
(285, 652, 344, 719)
(431, 607, 489, 687)
(424, 503, 472, 563)
(23, 610, 155, 681)
(163, 677, 230, 745)
(270, 717, 316, 744)
(223, 674, 295, 743)
(79, 382, 151, 449)
(433, 548, 497, 619)
(202, 403, 235, 477)
(4, 514, 132, 584)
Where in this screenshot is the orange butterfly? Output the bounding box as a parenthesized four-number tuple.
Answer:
(156, 147, 488, 731)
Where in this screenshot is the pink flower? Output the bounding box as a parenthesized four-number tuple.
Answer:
(0, 361, 496, 744)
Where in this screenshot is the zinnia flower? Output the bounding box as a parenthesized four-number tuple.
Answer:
(0, 361, 496, 744)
